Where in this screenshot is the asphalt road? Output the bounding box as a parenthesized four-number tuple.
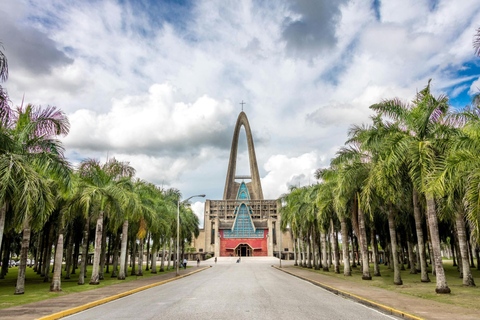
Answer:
(65, 257, 396, 320)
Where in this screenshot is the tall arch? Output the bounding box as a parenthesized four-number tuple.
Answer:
(223, 112, 264, 200)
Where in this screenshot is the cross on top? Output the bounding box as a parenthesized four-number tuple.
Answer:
(240, 100, 246, 112)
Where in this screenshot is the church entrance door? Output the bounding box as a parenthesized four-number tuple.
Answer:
(235, 244, 253, 257)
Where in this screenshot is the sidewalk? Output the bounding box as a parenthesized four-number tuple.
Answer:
(275, 266, 478, 320)
(0, 266, 210, 320)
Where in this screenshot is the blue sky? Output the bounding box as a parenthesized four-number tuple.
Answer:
(1, 0, 480, 226)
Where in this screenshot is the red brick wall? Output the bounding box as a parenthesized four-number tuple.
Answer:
(219, 230, 268, 257)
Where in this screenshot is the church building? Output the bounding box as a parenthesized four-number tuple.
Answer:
(192, 111, 293, 257)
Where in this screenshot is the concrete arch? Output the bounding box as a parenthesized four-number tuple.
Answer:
(223, 112, 264, 200)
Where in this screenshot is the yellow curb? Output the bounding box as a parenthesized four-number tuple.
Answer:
(273, 266, 424, 320)
(36, 266, 211, 320)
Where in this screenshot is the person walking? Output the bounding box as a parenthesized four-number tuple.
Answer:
(183, 258, 188, 269)
(196, 257, 200, 267)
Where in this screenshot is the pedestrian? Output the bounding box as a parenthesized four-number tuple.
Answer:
(197, 257, 200, 267)
(214, 257, 217, 264)
(183, 258, 187, 269)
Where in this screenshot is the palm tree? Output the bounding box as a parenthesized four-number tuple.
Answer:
(317, 168, 352, 276)
(371, 80, 452, 293)
(0, 103, 71, 294)
(332, 145, 372, 280)
(77, 158, 135, 285)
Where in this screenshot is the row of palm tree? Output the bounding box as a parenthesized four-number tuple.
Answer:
(0, 46, 199, 294)
(280, 80, 480, 294)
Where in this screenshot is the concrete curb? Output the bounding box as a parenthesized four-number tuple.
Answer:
(273, 266, 423, 320)
(36, 266, 211, 320)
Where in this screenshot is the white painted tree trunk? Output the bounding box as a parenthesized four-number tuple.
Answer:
(50, 214, 65, 292)
(89, 211, 104, 285)
(118, 220, 129, 280)
(426, 194, 450, 293)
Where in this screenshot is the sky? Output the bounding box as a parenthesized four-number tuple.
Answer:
(1, 0, 480, 227)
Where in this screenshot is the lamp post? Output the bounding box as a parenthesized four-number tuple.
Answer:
(177, 194, 205, 276)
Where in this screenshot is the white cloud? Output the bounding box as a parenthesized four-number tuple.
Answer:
(3, 0, 480, 204)
(469, 78, 480, 95)
(191, 201, 205, 229)
(64, 83, 235, 154)
(261, 152, 324, 199)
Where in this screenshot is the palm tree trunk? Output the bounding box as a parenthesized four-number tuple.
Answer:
(425, 194, 450, 293)
(40, 223, 50, 277)
(146, 234, 150, 271)
(0, 236, 10, 279)
(89, 210, 104, 285)
(413, 190, 430, 282)
(311, 230, 318, 270)
(455, 210, 475, 286)
(340, 216, 351, 276)
(15, 217, 31, 295)
(321, 231, 329, 271)
(72, 235, 80, 274)
(293, 237, 298, 266)
(160, 240, 166, 272)
(78, 217, 90, 285)
(331, 219, 339, 273)
(397, 233, 405, 271)
(452, 228, 461, 275)
(124, 237, 129, 277)
(387, 205, 402, 285)
(34, 231, 43, 273)
(467, 239, 475, 268)
(357, 205, 371, 280)
(118, 220, 128, 280)
(111, 229, 120, 278)
(99, 218, 107, 280)
(65, 228, 74, 279)
(350, 235, 356, 268)
(43, 225, 54, 282)
(307, 237, 312, 268)
(371, 229, 380, 276)
(475, 246, 480, 271)
(137, 239, 144, 276)
(151, 246, 157, 273)
(451, 240, 457, 266)
(106, 232, 112, 274)
(327, 230, 332, 268)
(167, 239, 172, 270)
(130, 238, 136, 275)
(296, 237, 301, 267)
(416, 244, 421, 272)
(302, 238, 307, 267)
(50, 214, 65, 292)
(407, 236, 416, 274)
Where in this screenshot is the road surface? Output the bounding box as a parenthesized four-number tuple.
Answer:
(65, 257, 396, 320)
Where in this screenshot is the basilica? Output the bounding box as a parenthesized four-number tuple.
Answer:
(192, 111, 293, 258)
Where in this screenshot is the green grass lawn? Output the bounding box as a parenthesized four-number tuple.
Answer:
(297, 259, 480, 311)
(0, 265, 180, 309)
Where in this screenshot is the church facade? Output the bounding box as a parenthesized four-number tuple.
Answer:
(192, 111, 293, 258)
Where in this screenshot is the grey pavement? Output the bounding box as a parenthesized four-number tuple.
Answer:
(63, 257, 395, 320)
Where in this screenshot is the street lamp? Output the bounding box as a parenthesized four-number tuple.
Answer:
(177, 194, 205, 276)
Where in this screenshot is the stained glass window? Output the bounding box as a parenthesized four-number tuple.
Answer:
(223, 204, 263, 238)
